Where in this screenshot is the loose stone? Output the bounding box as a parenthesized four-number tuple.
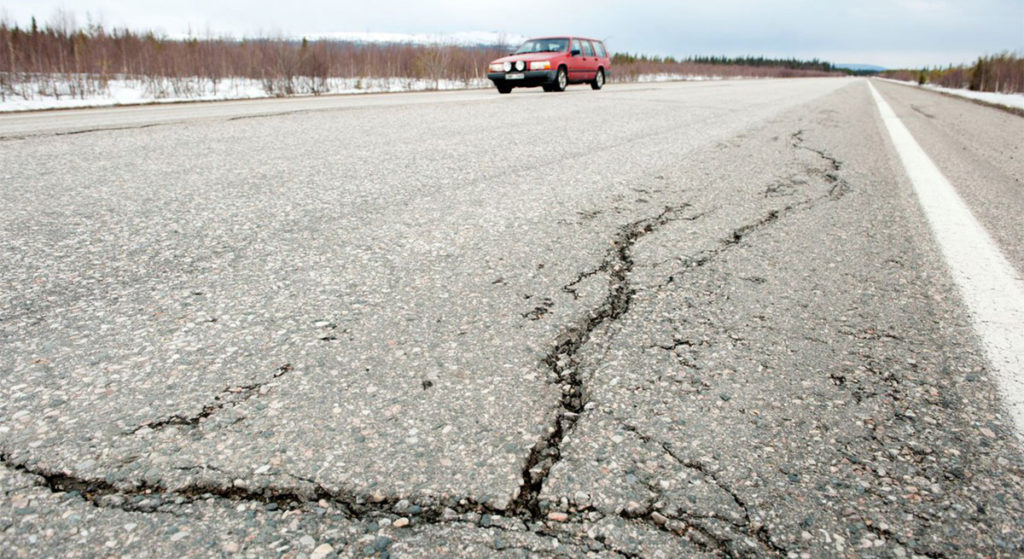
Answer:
(625, 501, 647, 516)
(311, 543, 334, 559)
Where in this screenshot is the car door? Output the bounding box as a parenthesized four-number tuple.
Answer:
(580, 40, 597, 80)
(568, 38, 587, 82)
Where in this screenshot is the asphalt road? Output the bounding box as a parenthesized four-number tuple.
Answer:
(1, 79, 1022, 558)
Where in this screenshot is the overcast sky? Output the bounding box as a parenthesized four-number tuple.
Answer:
(1, 1, 1021, 68)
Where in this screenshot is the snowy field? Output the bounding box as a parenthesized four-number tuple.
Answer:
(0, 74, 726, 112)
(633, 73, 721, 83)
(878, 78, 1024, 111)
(0, 76, 494, 112)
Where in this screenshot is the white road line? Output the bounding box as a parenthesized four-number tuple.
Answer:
(868, 81, 1024, 441)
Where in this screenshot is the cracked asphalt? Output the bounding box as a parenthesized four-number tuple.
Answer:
(2, 79, 1023, 558)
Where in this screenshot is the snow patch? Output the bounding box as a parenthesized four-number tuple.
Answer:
(633, 74, 723, 83)
(0, 76, 492, 112)
(878, 78, 1024, 111)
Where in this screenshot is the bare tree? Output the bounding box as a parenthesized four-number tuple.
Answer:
(417, 42, 454, 89)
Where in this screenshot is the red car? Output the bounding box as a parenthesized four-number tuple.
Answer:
(487, 36, 611, 94)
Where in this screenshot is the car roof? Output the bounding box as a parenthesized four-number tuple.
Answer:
(527, 36, 604, 43)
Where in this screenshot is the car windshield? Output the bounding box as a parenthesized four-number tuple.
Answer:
(514, 39, 569, 54)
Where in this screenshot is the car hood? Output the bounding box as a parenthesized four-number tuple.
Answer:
(490, 52, 565, 64)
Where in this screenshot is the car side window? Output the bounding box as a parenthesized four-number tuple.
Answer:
(582, 41, 594, 57)
(572, 39, 582, 54)
(594, 42, 607, 58)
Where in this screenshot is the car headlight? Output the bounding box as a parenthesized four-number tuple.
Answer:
(514, 60, 525, 71)
(489, 63, 504, 72)
(503, 62, 512, 72)
(529, 61, 551, 71)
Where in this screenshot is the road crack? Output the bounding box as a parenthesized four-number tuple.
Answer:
(509, 131, 850, 550)
(791, 129, 848, 200)
(512, 205, 703, 517)
(125, 363, 293, 434)
(0, 447, 508, 522)
(662, 134, 849, 288)
(1, 447, 628, 557)
(613, 423, 788, 558)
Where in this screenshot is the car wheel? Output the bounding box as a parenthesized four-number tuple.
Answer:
(497, 84, 512, 94)
(552, 67, 568, 92)
(591, 69, 605, 90)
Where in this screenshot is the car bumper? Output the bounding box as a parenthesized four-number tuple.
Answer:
(488, 70, 558, 87)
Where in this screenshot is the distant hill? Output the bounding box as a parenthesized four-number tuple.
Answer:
(834, 63, 887, 73)
(301, 31, 526, 47)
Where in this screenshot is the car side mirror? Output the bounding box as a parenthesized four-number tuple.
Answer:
(571, 49, 581, 56)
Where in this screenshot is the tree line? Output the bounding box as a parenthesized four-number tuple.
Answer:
(0, 19, 508, 100)
(613, 53, 836, 73)
(610, 53, 841, 80)
(881, 53, 1023, 94)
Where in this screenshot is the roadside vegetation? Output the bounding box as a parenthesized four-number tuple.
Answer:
(881, 52, 1024, 94)
(1, 14, 842, 105)
(0, 17, 505, 102)
(611, 53, 840, 80)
